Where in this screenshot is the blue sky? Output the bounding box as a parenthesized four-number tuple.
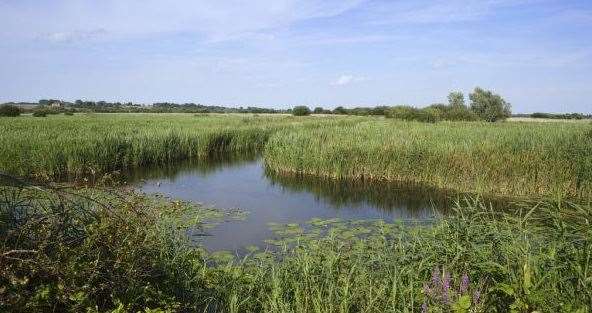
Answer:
(1, 0, 591, 113)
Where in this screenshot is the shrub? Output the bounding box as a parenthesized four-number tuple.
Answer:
(333, 106, 347, 115)
(0, 185, 211, 312)
(292, 106, 311, 116)
(418, 107, 442, 123)
(428, 103, 480, 122)
(32, 111, 47, 117)
(0, 104, 22, 117)
(531, 112, 550, 119)
(385, 105, 417, 120)
(385, 106, 441, 123)
(469, 87, 511, 122)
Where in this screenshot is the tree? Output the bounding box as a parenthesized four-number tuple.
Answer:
(0, 104, 22, 117)
(333, 106, 347, 115)
(469, 87, 511, 122)
(313, 107, 325, 114)
(292, 106, 311, 116)
(448, 91, 465, 107)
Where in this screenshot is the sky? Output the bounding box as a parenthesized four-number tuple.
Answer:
(1, 0, 591, 113)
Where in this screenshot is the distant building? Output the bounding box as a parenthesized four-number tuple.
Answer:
(50, 101, 63, 108)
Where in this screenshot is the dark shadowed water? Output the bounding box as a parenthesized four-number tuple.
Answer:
(128, 155, 465, 252)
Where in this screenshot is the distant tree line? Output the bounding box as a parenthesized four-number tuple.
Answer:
(293, 87, 515, 122)
(2, 88, 590, 121)
(384, 87, 511, 122)
(152, 102, 282, 114)
(516, 112, 592, 120)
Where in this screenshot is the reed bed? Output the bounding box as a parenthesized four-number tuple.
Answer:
(264, 120, 592, 200)
(0, 113, 341, 180)
(2, 183, 590, 312)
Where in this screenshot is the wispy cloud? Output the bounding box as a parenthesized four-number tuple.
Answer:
(1, 0, 367, 42)
(332, 74, 367, 86)
(40, 29, 108, 43)
(367, 0, 536, 25)
(1, 0, 591, 113)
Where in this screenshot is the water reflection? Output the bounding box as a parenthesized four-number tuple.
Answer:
(265, 170, 457, 214)
(128, 155, 471, 251)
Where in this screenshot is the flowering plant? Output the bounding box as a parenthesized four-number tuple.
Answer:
(421, 267, 485, 313)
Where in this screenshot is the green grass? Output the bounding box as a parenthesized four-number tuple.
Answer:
(3, 114, 590, 200)
(1, 184, 590, 312)
(2, 113, 592, 311)
(264, 120, 592, 200)
(0, 113, 342, 180)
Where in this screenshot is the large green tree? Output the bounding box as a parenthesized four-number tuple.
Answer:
(469, 87, 511, 122)
(447, 91, 465, 107)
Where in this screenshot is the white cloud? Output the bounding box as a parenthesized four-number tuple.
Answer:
(332, 74, 367, 86)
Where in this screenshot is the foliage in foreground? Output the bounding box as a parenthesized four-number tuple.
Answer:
(1, 182, 590, 312)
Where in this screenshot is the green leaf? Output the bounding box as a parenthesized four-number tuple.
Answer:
(452, 295, 471, 313)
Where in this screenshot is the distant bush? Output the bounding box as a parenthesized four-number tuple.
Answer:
(292, 106, 311, 116)
(429, 104, 479, 121)
(33, 107, 65, 117)
(385, 106, 440, 123)
(64, 111, 74, 116)
(333, 106, 347, 115)
(313, 107, 325, 114)
(385, 105, 416, 120)
(417, 108, 441, 123)
(531, 112, 588, 120)
(0, 104, 22, 117)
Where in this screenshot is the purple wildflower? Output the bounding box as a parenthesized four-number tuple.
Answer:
(421, 302, 428, 313)
(431, 267, 441, 288)
(423, 283, 432, 296)
(460, 273, 469, 294)
(442, 271, 451, 304)
(473, 290, 481, 305)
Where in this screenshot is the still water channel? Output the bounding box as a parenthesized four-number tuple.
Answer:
(128, 155, 464, 252)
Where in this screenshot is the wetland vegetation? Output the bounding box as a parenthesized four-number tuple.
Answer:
(1, 113, 591, 312)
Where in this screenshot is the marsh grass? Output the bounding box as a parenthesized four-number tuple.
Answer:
(210, 198, 592, 313)
(0, 114, 340, 180)
(1, 180, 590, 312)
(264, 120, 592, 200)
(2, 114, 592, 312)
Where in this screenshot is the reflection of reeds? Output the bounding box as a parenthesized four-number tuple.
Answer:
(266, 168, 457, 213)
(266, 168, 520, 214)
(264, 120, 592, 200)
(124, 152, 259, 183)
